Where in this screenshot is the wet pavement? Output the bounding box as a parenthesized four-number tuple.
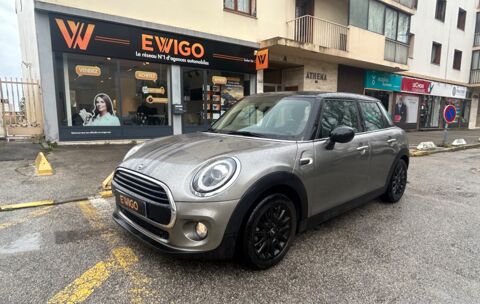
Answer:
(1, 148, 479, 303)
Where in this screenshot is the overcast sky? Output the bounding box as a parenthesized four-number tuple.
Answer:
(0, 0, 22, 78)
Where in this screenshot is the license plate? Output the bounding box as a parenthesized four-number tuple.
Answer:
(118, 194, 146, 216)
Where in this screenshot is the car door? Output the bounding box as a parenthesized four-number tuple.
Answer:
(310, 98, 371, 216)
(357, 101, 400, 191)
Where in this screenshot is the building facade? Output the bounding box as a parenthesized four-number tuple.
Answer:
(16, 0, 479, 142)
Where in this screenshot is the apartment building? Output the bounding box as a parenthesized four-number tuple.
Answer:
(15, 0, 476, 142)
(396, 0, 478, 130)
(470, 3, 480, 128)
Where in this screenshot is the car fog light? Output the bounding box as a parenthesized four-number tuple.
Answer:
(195, 222, 208, 240)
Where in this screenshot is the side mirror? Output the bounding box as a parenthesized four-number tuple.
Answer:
(325, 126, 355, 150)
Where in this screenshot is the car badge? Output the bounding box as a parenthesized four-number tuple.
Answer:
(137, 163, 144, 170)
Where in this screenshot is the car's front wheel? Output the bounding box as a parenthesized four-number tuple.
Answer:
(382, 159, 408, 203)
(241, 194, 297, 270)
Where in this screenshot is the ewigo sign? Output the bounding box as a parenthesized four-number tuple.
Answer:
(50, 14, 256, 73)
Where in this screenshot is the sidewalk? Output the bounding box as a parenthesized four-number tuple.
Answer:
(0, 141, 132, 205)
(406, 129, 480, 147)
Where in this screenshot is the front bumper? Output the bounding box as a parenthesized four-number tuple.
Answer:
(112, 196, 240, 259)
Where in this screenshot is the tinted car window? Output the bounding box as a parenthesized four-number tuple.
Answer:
(210, 95, 316, 140)
(319, 99, 359, 138)
(359, 101, 389, 131)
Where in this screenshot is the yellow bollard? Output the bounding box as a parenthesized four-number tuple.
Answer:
(35, 152, 53, 176)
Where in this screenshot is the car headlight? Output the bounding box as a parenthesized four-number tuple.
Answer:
(123, 142, 145, 161)
(192, 157, 240, 196)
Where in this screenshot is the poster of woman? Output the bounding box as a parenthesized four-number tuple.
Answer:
(79, 93, 120, 126)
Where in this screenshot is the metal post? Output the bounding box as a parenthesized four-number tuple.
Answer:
(442, 122, 448, 146)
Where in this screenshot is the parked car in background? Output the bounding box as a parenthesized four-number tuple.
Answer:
(112, 92, 409, 269)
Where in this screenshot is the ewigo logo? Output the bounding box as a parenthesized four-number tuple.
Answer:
(55, 18, 95, 50)
(142, 34, 205, 58)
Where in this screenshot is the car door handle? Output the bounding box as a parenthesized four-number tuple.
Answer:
(356, 146, 369, 151)
(299, 158, 313, 165)
(387, 139, 397, 143)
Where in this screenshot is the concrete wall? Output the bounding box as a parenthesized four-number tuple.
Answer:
(409, 0, 476, 84)
(303, 61, 337, 91)
(36, 0, 296, 43)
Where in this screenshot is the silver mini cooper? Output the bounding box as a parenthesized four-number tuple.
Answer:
(113, 92, 409, 269)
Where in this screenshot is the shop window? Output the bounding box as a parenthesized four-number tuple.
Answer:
(453, 50, 462, 70)
(182, 68, 250, 128)
(119, 60, 170, 127)
(431, 42, 442, 65)
(435, 0, 447, 22)
(349, 0, 369, 29)
(56, 53, 120, 127)
(457, 8, 466, 30)
(368, 0, 385, 34)
(224, 0, 256, 16)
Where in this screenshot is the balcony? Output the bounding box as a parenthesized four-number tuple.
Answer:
(474, 33, 480, 47)
(470, 69, 480, 84)
(392, 0, 416, 9)
(384, 38, 409, 65)
(286, 15, 348, 51)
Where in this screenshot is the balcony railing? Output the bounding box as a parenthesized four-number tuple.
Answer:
(392, 0, 417, 9)
(470, 69, 480, 84)
(384, 38, 409, 64)
(287, 15, 348, 51)
(474, 33, 480, 47)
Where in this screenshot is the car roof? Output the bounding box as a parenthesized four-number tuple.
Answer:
(253, 91, 379, 102)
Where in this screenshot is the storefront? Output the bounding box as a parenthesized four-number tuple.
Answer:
(398, 77, 469, 130)
(364, 70, 402, 114)
(364, 71, 470, 130)
(260, 51, 339, 93)
(50, 14, 256, 141)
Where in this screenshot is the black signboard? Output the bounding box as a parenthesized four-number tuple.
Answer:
(49, 14, 256, 73)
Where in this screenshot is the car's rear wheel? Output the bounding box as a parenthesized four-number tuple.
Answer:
(241, 194, 296, 270)
(382, 159, 407, 203)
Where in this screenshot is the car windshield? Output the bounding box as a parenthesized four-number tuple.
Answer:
(208, 94, 315, 140)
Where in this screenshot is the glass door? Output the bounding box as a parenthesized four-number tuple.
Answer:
(182, 68, 208, 133)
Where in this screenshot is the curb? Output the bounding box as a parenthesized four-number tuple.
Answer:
(410, 143, 480, 157)
(0, 192, 113, 212)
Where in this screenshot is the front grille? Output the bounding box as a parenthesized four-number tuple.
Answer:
(120, 207, 169, 240)
(113, 169, 170, 206)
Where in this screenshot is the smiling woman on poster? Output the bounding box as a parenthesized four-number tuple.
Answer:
(79, 93, 121, 126)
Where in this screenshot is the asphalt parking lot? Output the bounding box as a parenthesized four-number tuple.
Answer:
(1, 149, 480, 304)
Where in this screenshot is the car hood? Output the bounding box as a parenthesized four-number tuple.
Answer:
(119, 132, 297, 201)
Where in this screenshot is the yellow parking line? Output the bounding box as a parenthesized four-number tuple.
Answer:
(0, 200, 55, 211)
(49, 200, 152, 303)
(0, 206, 53, 230)
(47, 260, 113, 304)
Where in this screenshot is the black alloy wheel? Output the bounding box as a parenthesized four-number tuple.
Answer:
(382, 159, 408, 203)
(242, 194, 297, 270)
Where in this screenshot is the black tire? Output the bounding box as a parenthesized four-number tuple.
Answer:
(381, 159, 408, 203)
(241, 194, 297, 270)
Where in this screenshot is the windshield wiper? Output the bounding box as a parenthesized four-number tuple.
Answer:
(226, 130, 264, 138)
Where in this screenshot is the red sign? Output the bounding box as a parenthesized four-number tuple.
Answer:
(401, 77, 432, 94)
(443, 105, 457, 124)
